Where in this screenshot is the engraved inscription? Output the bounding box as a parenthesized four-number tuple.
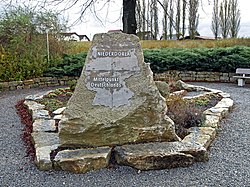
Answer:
(85, 47, 140, 108)
(97, 51, 131, 57)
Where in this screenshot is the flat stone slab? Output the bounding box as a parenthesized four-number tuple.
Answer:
(24, 100, 45, 111)
(203, 107, 229, 119)
(32, 110, 50, 120)
(203, 115, 221, 128)
(182, 127, 216, 149)
(33, 119, 56, 132)
(35, 144, 60, 171)
(114, 142, 208, 170)
(31, 132, 59, 148)
(214, 98, 234, 111)
(53, 107, 66, 115)
(54, 147, 112, 173)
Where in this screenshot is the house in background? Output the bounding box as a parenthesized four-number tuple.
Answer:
(60, 32, 90, 41)
(179, 35, 217, 40)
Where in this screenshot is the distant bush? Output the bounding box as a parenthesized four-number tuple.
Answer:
(0, 51, 47, 81)
(144, 46, 250, 73)
(43, 52, 87, 77)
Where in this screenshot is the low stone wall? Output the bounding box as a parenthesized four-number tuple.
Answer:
(0, 71, 242, 92)
(0, 77, 78, 91)
(154, 70, 237, 83)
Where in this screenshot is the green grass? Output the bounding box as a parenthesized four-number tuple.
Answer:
(64, 38, 250, 54)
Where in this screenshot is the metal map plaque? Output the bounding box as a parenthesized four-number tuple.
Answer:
(85, 46, 140, 108)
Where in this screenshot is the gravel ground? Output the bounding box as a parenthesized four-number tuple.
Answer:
(0, 83, 249, 187)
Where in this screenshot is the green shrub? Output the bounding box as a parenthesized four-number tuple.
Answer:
(0, 52, 47, 81)
(144, 46, 250, 73)
(44, 52, 87, 77)
(2, 46, 249, 82)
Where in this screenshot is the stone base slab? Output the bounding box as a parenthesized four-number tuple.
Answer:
(114, 142, 208, 170)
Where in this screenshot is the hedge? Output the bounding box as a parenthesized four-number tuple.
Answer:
(2, 46, 250, 81)
(43, 52, 87, 77)
(144, 46, 250, 73)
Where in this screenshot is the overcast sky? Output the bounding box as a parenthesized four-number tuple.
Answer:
(67, 0, 250, 40)
(0, 0, 249, 39)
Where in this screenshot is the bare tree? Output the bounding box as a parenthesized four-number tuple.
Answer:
(182, 0, 187, 38)
(162, 0, 169, 40)
(211, 0, 219, 39)
(123, 0, 137, 34)
(229, 0, 240, 38)
(168, 0, 174, 39)
(151, 0, 159, 39)
(176, 0, 181, 39)
(188, 0, 199, 39)
(219, 0, 231, 38)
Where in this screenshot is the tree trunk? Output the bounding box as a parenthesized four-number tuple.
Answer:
(123, 0, 137, 34)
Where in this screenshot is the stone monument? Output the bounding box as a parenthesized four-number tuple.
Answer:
(59, 32, 179, 147)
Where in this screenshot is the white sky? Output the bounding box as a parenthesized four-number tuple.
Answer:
(67, 0, 250, 40)
(0, 0, 249, 39)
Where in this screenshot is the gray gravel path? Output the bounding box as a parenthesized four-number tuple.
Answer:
(0, 83, 249, 187)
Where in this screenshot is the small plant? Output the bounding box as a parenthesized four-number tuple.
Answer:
(166, 95, 203, 138)
(15, 100, 35, 159)
(39, 88, 73, 113)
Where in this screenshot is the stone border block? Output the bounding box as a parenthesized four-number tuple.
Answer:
(33, 119, 56, 132)
(182, 127, 216, 149)
(114, 142, 208, 170)
(54, 147, 112, 173)
(35, 144, 60, 171)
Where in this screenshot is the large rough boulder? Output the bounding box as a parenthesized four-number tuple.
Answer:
(59, 32, 179, 147)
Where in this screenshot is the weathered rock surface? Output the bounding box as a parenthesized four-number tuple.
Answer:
(114, 142, 208, 170)
(32, 110, 50, 120)
(31, 132, 59, 148)
(155, 81, 169, 97)
(53, 107, 66, 115)
(182, 127, 216, 149)
(35, 144, 59, 170)
(24, 100, 45, 111)
(31, 132, 60, 170)
(214, 98, 234, 111)
(54, 147, 112, 173)
(203, 115, 221, 128)
(33, 119, 56, 132)
(59, 32, 179, 147)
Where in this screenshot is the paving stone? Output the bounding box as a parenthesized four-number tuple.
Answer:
(182, 127, 217, 149)
(32, 110, 50, 120)
(53, 115, 62, 120)
(54, 147, 112, 173)
(114, 141, 208, 170)
(33, 119, 56, 132)
(35, 144, 60, 171)
(31, 132, 59, 148)
(214, 98, 234, 111)
(52, 107, 66, 115)
(175, 80, 207, 91)
(218, 92, 231, 98)
(203, 115, 220, 128)
(203, 107, 229, 119)
(24, 100, 45, 111)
